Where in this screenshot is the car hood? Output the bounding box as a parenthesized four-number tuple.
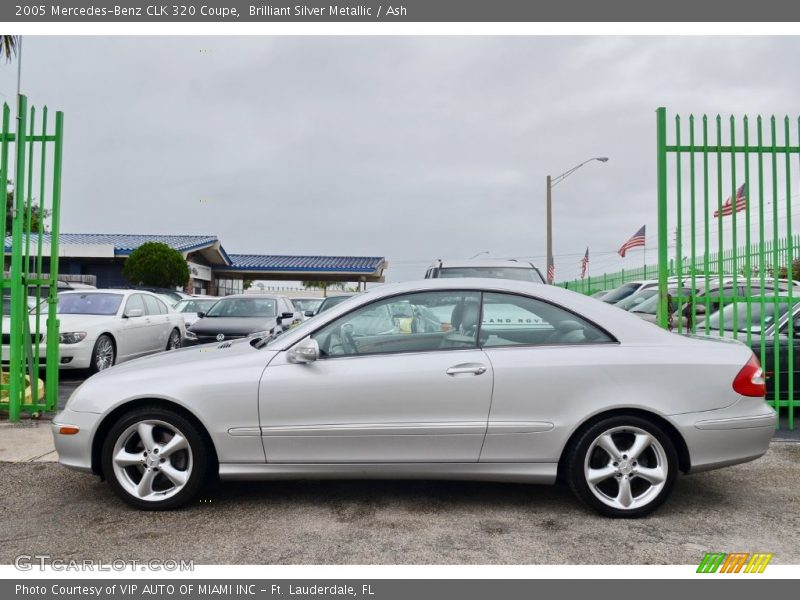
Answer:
(188, 316, 278, 336)
(27, 313, 115, 333)
(66, 338, 279, 414)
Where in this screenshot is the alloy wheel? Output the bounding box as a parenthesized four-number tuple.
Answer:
(111, 419, 194, 502)
(95, 336, 115, 371)
(583, 425, 668, 511)
(167, 330, 181, 350)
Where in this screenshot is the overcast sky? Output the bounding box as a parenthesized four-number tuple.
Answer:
(1, 36, 799, 282)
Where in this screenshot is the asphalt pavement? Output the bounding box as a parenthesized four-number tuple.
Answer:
(1, 442, 798, 565)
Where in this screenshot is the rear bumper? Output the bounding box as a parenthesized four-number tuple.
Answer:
(671, 401, 777, 473)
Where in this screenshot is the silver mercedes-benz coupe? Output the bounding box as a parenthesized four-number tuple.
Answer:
(52, 278, 776, 517)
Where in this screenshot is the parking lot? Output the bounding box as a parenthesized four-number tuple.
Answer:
(2, 370, 799, 565)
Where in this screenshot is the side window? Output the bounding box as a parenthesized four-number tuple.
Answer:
(481, 292, 613, 347)
(125, 294, 145, 316)
(142, 295, 161, 316)
(312, 291, 481, 357)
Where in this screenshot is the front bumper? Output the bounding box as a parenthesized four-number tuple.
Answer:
(671, 399, 777, 473)
(51, 408, 102, 473)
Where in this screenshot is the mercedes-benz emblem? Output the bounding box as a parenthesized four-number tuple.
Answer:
(216, 333, 225, 341)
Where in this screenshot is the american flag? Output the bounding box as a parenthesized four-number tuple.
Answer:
(580, 247, 589, 279)
(618, 225, 646, 258)
(547, 256, 555, 283)
(713, 183, 747, 218)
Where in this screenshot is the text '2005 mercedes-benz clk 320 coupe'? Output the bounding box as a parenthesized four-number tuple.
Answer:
(52, 279, 776, 517)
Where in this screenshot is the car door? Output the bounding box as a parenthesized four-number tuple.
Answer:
(477, 291, 617, 463)
(258, 290, 493, 463)
(142, 294, 172, 351)
(118, 293, 151, 360)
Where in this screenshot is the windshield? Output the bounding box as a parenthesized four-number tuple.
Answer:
(56, 293, 123, 316)
(615, 289, 657, 311)
(601, 283, 643, 304)
(438, 267, 542, 283)
(317, 295, 353, 314)
(174, 298, 218, 313)
(292, 298, 323, 312)
(704, 302, 789, 333)
(205, 297, 277, 318)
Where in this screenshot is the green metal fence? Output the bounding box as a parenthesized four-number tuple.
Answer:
(0, 95, 63, 421)
(655, 107, 800, 430)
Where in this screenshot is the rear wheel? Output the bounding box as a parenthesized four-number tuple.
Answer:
(566, 415, 678, 518)
(100, 407, 209, 510)
(166, 328, 181, 351)
(89, 334, 116, 373)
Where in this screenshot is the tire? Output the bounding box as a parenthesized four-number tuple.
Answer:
(89, 334, 116, 374)
(565, 415, 678, 518)
(100, 406, 210, 510)
(166, 328, 181, 351)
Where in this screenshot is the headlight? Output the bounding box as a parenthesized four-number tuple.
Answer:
(59, 332, 87, 344)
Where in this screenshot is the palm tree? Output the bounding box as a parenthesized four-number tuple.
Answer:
(1, 35, 18, 62)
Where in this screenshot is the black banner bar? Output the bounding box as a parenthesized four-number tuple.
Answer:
(3, 580, 799, 600)
(3, 0, 800, 23)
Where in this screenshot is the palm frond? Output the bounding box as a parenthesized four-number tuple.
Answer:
(0, 35, 19, 62)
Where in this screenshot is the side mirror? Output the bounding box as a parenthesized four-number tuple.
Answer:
(287, 338, 319, 364)
(304, 310, 315, 317)
(282, 312, 296, 319)
(197, 312, 205, 319)
(124, 308, 144, 318)
(694, 304, 706, 315)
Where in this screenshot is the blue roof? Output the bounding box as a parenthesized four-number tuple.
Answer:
(5, 233, 385, 275)
(5, 233, 221, 256)
(222, 254, 384, 273)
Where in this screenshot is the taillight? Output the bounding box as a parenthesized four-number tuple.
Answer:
(732, 355, 766, 397)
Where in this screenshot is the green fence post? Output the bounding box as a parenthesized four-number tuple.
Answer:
(656, 107, 669, 328)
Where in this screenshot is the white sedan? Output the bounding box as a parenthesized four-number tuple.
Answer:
(172, 297, 219, 328)
(52, 279, 775, 517)
(35, 290, 186, 372)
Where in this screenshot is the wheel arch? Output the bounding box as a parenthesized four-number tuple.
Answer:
(556, 408, 691, 480)
(91, 397, 219, 478)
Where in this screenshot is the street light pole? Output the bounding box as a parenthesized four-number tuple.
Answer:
(545, 157, 609, 284)
(546, 175, 552, 283)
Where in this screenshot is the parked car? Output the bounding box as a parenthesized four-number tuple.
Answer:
(52, 278, 774, 517)
(290, 297, 324, 318)
(600, 280, 659, 304)
(185, 294, 301, 345)
(172, 297, 219, 328)
(704, 301, 800, 402)
(15, 290, 186, 373)
(314, 293, 356, 315)
(613, 288, 659, 311)
(425, 259, 545, 284)
(590, 290, 609, 300)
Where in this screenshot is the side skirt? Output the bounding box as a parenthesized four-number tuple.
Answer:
(218, 462, 558, 484)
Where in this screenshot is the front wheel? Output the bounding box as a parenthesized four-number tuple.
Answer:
(565, 415, 678, 518)
(100, 407, 210, 510)
(90, 334, 116, 373)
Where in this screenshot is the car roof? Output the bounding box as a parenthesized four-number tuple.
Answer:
(431, 259, 536, 269)
(217, 293, 284, 300)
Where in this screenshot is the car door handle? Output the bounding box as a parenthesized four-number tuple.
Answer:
(446, 364, 487, 376)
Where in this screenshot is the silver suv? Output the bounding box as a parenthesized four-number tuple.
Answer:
(425, 259, 545, 283)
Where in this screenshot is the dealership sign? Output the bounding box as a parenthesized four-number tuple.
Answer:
(187, 261, 212, 281)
